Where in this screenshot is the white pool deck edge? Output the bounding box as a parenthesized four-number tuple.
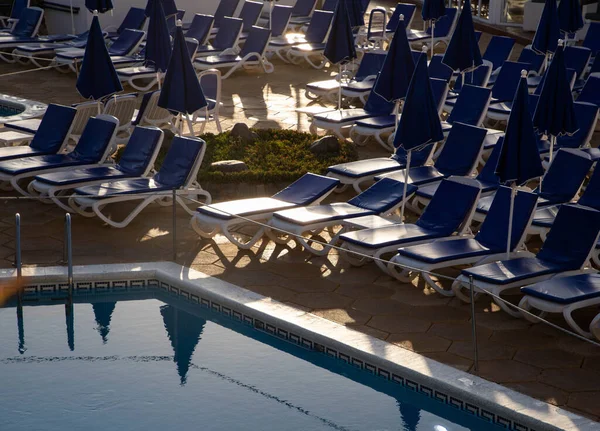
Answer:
(3, 261, 600, 431)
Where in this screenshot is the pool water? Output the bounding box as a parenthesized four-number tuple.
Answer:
(0, 102, 25, 117)
(0, 288, 505, 431)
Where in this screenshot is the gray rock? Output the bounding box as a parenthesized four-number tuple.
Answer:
(310, 135, 340, 154)
(211, 160, 249, 172)
(230, 123, 258, 144)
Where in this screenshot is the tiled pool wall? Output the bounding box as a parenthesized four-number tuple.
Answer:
(6, 262, 600, 431)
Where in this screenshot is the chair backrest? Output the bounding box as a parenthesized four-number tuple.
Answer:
(429, 54, 453, 83)
(273, 172, 340, 204)
(185, 37, 200, 59)
(354, 51, 386, 80)
(435, 122, 487, 176)
(447, 84, 492, 126)
(70, 115, 118, 163)
(167, 10, 187, 35)
(348, 177, 412, 213)
(10, 0, 29, 20)
(537, 204, 600, 269)
(482, 36, 515, 72)
(517, 47, 545, 75)
(155, 136, 206, 188)
(238, 0, 263, 31)
(452, 63, 492, 91)
(476, 136, 503, 185)
(554, 102, 599, 149)
(134, 90, 173, 128)
(490, 61, 529, 101)
(186, 14, 215, 45)
(386, 3, 416, 31)
(11, 6, 42, 37)
(591, 56, 600, 75)
(363, 88, 395, 115)
(213, 0, 240, 27)
(69, 101, 100, 140)
(321, 0, 339, 11)
(582, 22, 600, 58)
(117, 126, 164, 176)
(564, 46, 592, 79)
(290, 0, 318, 17)
(270, 5, 293, 37)
(117, 7, 146, 35)
(239, 26, 271, 58)
(213, 16, 243, 50)
(392, 144, 435, 168)
(430, 77, 449, 114)
(475, 186, 538, 251)
(579, 165, 600, 210)
(29, 104, 77, 153)
(305, 10, 334, 43)
(199, 69, 222, 104)
(537, 148, 593, 204)
(415, 177, 481, 236)
(103, 93, 138, 132)
(109, 29, 145, 56)
(578, 75, 600, 107)
(427, 7, 457, 38)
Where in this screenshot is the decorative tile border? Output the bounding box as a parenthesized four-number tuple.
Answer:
(4, 263, 598, 431)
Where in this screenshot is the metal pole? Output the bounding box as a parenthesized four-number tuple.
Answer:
(65, 214, 73, 299)
(469, 275, 479, 373)
(172, 188, 177, 262)
(15, 213, 22, 309)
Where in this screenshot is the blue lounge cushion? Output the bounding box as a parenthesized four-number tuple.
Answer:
(399, 238, 494, 263)
(272, 202, 379, 225)
(347, 178, 417, 213)
(4, 118, 41, 134)
(340, 224, 442, 249)
(272, 173, 339, 205)
(521, 273, 600, 304)
(0, 146, 48, 161)
(462, 257, 568, 285)
(0, 154, 94, 175)
(313, 108, 373, 124)
(328, 158, 404, 178)
(34, 166, 133, 186)
(354, 115, 395, 129)
(197, 197, 297, 219)
(29, 104, 77, 153)
(531, 205, 560, 228)
(376, 165, 446, 185)
(75, 177, 178, 196)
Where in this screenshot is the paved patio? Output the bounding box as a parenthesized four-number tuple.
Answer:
(0, 20, 599, 424)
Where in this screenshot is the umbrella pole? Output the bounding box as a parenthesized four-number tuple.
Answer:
(269, 0, 273, 30)
(97, 101, 102, 115)
(430, 21, 435, 58)
(338, 64, 343, 111)
(157, 72, 162, 90)
(394, 100, 400, 134)
(506, 183, 516, 260)
(548, 134, 555, 164)
(400, 150, 412, 223)
(69, 0, 75, 34)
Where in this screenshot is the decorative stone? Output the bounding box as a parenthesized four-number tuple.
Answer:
(211, 160, 249, 172)
(310, 135, 340, 154)
(230, 123, 258, 144)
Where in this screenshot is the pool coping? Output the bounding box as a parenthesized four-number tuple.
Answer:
(3, 261, 600, 431)
(0, 94, 47, 122)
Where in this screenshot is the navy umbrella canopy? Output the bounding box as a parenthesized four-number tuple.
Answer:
(421, 0, 446, 57)
(533, 41, 578, 162)
(158, 20, 207, 134)
(347, 0, 365, 28)
(393, 52, 444, 221)
(145, 0, 178, 18)
(92, 302, 116, 343)
(76, 12, 123, 113)
(399, 403, 421, 431)
(532, 0, 560, 59)
(558, 0, 584, 38)
(496, 70, 544, 257)
(442, 0, 482, 75)
(85, 0, 113, 13)
(324, 0, 358, 109)
(145, 0, 173, 75)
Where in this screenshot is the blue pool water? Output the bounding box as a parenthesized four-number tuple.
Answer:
(0, 288, 506, 431)
(0, 102, 25, 117)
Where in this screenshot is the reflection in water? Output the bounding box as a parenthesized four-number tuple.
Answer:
(92, 302, 116, 343)
(66, 303, 74, 351)
(17, 304, 25, 354)
(160, 305, 206, 385)
(399, 402, 421, 431)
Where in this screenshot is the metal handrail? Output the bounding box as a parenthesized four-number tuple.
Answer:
(65, 214, 73, 296)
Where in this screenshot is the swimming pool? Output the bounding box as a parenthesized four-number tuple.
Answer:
(1, 287, 505, 431)
(0, 94, 46, 121)
(0, 263, 593, 431)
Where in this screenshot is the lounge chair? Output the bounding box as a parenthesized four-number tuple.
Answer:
(191, 172, 340, 248)
(407, 7, 458, 51)
(0, 104, 76, 157)
(577, 74, 600, 108)
(68, 100, 105, 143)
(582, 22, 599, 61)
(236, 1, 266, 40)
(105, 7, 147, 39)
(267, 10, 333, 63)
(68, 136, 211, 228)
(0, 103, 73, 147)
(443, 63, 492, 111)
(453, 204, 600, 316)
(118, 38, 199, 91)
(439, 84, 491, 135)
(0, 0, 29, 30)
(527, 46, 590, 91)
(338, 176, 481, 272)
(266, 177, 418, 255)
(3, 117, 41, 135)
(472, 148, 594, 222)
(485, 61, 534, 121)
(487, 47, 544, 86)
(29, 126, 163, 211)
(210, 0, 241, 31)
(391, 186, 538, 296)
(348, 77, 449, 150)
(482, 35, 515, 73)
(103, 93, 139, 146)
(309, 90, 395, 139)
(361, 3, 416, 46)
(185, 14, 215, 46)
(375, 122, 487, 188)
(13, 30, 91, 67)
(519, 272, 600, 339)
(191, 69, 223, 133)
(55, 28, 146, 72)
(286, 0, 324, 29)
(167, 10, 187, 36)
(194, 26, 273, 79)
(428, 54, 453, 82)
(195, 16, 243, 58)
(0, 115, 118, 196)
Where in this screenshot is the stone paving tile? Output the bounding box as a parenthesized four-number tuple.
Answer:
(567, 392, 600, 419)
(333, 282, 397, 299)
(428, 321, 494, 342)
(540, 368, 600, 392)
(312, 308, 372, 326)
(289, 292, 355, 310)
(505, 382, 569, 407)
(477, 360, 541, 383)
(387, 332, 452, 353)
(514, 348, 584, 369)
(366, 314, 432, 334)
(448, 340, 517, 361)
(489, 329, 558, 349)
(423, 352, 473, 373)
(346, 324, 390, 340)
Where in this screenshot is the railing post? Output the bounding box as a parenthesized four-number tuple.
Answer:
(172, 188, 177, 262)
(65, 214, 73, 300)
(15, 213, 22, 308)
(469, 275, 479, 373)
